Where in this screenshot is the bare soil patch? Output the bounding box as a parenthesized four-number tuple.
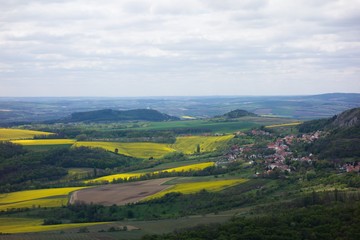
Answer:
(70, 178, 173, 205)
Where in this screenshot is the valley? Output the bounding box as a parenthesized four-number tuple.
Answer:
(0, 104, 359, 239)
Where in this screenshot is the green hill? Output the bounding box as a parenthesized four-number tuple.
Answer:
(64, 109, 179, 123)
(216, 109, 257, 119)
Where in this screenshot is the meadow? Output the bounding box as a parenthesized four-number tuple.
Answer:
(85, 162, 215, 183)
(0, 187, 87, 211)
(144, 178, 248, 200)
(265, 122, 302, 128)
(0, 128, 53, 140)
(126, 117, 295, 132)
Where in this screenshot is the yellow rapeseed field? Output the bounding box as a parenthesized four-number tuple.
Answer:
(145, 179, 247, 200)
(0, 128, 53, 140)
(0, 187, 87, 210)
(0, 198, 67, 211)
(85, 162, 215, 183)
(85, 172, 144, 183)
(74, 141, 175, 159)
(265, 122, 302, 128)
(153, 162, 215, 174)
(171, 135, 233, 154)
(0, 217, 108, 233)
(11, 139, 76, 145)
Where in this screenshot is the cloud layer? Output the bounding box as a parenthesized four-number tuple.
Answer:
(0, 0, 359, 96)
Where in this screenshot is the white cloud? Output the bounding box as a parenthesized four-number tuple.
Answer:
(0, 0, 359, 96)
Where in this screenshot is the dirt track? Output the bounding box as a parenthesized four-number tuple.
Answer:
(70, 178, 173, 205)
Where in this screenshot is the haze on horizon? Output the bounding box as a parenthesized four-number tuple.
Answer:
(1, 0, 359, 97)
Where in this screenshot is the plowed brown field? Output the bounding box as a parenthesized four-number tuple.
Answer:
(70, 178, 173, 205)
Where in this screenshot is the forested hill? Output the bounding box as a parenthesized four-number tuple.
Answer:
(299, 107, 360, 159)
(299, 107, 360, 133)
(216, 109, 257, 119)
(62, 109, 179, 123)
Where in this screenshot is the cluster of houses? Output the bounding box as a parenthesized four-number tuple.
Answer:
(300, 131, 322, 143)
(218, 130, 324, 174)
(265, 139, 292, 172)
(340, 162, 360, 173)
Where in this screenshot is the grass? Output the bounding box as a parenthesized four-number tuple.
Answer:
(74, 141, 175, 159)
(172, 135, 233, 154)
(0, 214, 234, 238)
(62, 168, 95, 181)
(132, 119, 258, 133)
(0, 217, 108, 234)
(265, 122, 302, 128)
(145, 179, 248, 200)
(0, 128, 53, 140)
(85, 162, 215, 183)
(122, 117, 298, 133)
(0, 187, 87, 210)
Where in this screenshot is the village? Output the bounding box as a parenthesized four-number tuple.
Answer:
(218, 129, 324, 175)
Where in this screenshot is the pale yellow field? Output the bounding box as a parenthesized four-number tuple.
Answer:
(86, 162, 215, 183)
(0, 217, 108, 233)
(74, 141, 175, 159)
(11, 139, 76, 145)
(0, 187, 87, 210)
(145, 179, 247, 200)
(171, 135, 233, 154)
(0, 128, 53, 140)
(265, 122, 302, 128)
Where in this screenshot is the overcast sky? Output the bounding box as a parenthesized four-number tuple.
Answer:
(0, 0, 359, 97)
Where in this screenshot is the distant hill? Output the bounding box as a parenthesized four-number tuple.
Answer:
(299, 107, 360, 159)
(63, 109, 179, 122)
(217, 109, 257, 119)
(299, 107, 360, 132)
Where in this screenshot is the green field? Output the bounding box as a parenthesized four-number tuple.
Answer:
(265, 122, 302, 128)
(0, 128, 53, 140)
(124, 117, 297, 133)
(0, 214, 234, 238)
